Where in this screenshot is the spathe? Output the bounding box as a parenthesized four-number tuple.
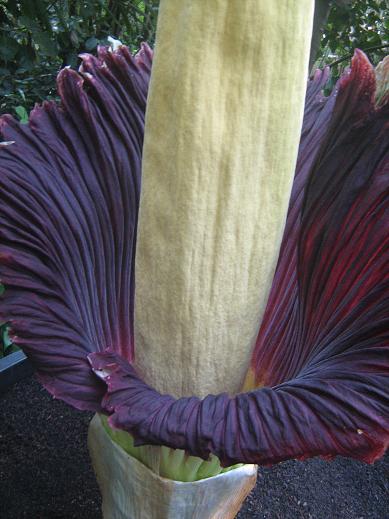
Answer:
(0, 46, 387, 467)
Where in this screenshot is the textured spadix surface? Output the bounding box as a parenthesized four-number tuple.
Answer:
(134, 0, 315, 397)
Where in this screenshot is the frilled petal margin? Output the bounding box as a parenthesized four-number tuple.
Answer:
(0, 44, 152, 410)
(89, 51, 389, 466)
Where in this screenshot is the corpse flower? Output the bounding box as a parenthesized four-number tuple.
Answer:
(0, 0, 388, 517)
(89, 47, 389, 467)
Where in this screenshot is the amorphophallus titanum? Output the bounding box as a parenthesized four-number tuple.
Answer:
(1, 0, 388, 516)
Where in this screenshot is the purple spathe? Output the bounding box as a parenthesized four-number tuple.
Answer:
(0, 47, 388, 466)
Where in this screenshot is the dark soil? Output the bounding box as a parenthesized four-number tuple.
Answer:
(0, 376, 388, 519)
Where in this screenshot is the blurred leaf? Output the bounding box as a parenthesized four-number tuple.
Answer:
(18, 15, 40, 32)
(2, 328, 12, 349)
(34, 31, 58, 57)
(65, 53, 79, 68)
(70, 30, 79, 47)
(0, 326, 18, 357)
(85, 37, 99, 51)
(0, 37, 19, 61)
(15, 105, 29, 123)
(17, 89, 26, 102)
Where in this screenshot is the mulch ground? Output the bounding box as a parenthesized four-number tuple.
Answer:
(0, 376, 388, 519)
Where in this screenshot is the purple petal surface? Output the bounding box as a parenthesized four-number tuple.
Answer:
(0, 44, 152, 410)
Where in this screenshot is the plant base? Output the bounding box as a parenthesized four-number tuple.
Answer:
(88, 414, 257, 519)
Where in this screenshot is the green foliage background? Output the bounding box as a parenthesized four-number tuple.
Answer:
(319, 0, 388, 63)
(0, 0, 159, 117)
(0, 0, 388, 118)
(315, 0, 388, 87)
